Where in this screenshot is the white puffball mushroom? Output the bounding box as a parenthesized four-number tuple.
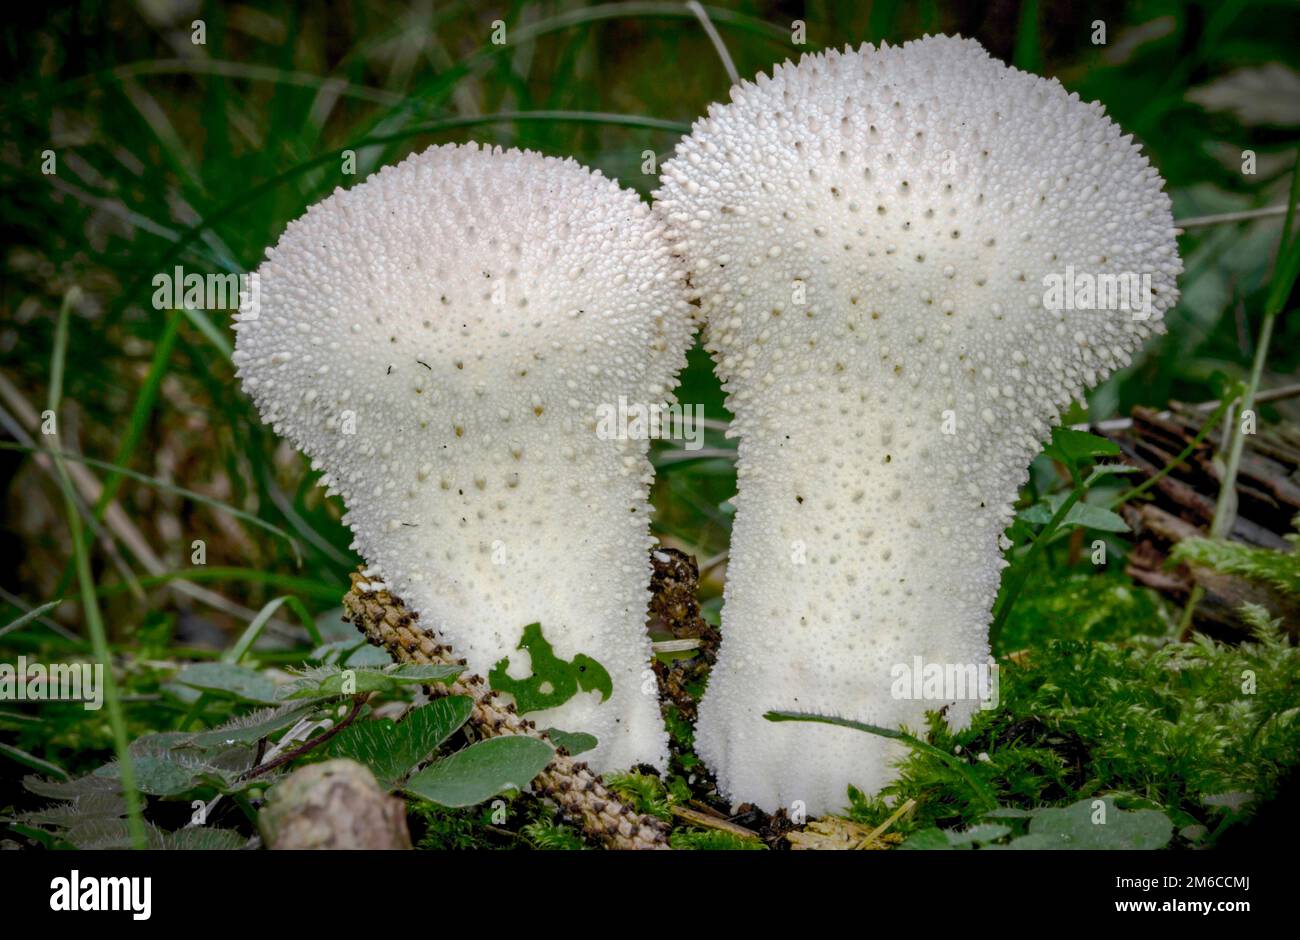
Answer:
(234, 143, 695, 772)
(655, 36, 1181, 814)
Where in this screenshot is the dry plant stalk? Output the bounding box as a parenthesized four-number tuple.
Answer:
(648, 548, 721, 722)
(342, 570, 670, 850)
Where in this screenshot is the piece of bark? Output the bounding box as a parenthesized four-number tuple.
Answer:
(260, 759, 410, 850)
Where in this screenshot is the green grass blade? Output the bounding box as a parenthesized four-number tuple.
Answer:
(0, 442, 303, 565)
(0, 741, 70, 781)
(45, 289, 148, 849)
(764, 710, 997, 809)
(0, 600, 63, 641)
(94, 309, 182, 517)
(223, 595, 322, 664)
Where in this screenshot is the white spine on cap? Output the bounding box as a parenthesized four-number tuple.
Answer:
(234, 143, 695, 772)
(655, 35, 1181, 814)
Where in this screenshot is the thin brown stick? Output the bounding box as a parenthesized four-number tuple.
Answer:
(243, 698, 366, 780)
(343, 571, 670, 850)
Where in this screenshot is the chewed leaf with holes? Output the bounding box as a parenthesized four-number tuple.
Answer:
(489, 622, 613, 715)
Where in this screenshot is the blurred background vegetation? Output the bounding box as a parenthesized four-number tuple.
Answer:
(2, 0, 1298, 849)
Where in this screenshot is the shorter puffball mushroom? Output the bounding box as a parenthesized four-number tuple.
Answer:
(235, 143, 694, 772)
(655, 36, 1181, 814)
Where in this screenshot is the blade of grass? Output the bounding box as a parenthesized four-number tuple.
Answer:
(1013, 0, 1043, 74)
(764, 710, 997, 810)
(687, 1, 739, 85)
(0, 600, 63, 641)
(0, 741, 70, 781)
(95, 309, 183, 517)
(0, 442, 303, 564)
(180, 306, 233, 359)
(93, 567, 340, 603)
(223, 596, 322, 664)
(45, 288, 147, 849)
(50, 309, 185, 602)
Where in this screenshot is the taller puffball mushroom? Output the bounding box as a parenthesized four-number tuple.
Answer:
(234, 143, 694, 772)
(655, 35, 1181, 814)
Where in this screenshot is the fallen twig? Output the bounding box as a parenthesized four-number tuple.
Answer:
(343, 570, 670, 850)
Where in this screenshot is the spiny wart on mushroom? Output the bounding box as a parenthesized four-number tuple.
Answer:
(654, 35, 1181, 814)
(234, 142, 695, 772)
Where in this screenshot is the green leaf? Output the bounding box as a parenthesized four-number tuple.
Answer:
(163, 827, 247, 850)
(388, 663, 465, 683)
(542, 728, 597, 756)
(901, 822, 1013, 850)
(328, 696, 474, 789)
(23, 773, 122, 801)
(94, 755, 194, 797)
(1043, 427, 1120, 467)
(489, 622, 613, 714)
(899, 827, 955, 850)
(90, 732, 261, 797)
(1019, 502, 1055, 526)
(1009, 797, 1173, 850)
(275, 663, 463, 701)
(1020, 494, 1128, 532)
(944, 823, 1012, 847)
(190, 703, 317, 747)
(404, 736, 554, 808)
(1062, 502, 1130, 533)
(64, 817, 167, 850)
(177, 663, 277, 703)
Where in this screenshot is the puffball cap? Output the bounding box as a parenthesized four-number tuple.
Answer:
(235, 142, 690, 426)
(233, 140, 691, 515)
(656, 34, 1181, 427)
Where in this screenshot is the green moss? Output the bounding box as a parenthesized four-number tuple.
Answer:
(996, 568, 1169, 651)
(670, 830, 765, 850)
(865, 619, 1300, 845)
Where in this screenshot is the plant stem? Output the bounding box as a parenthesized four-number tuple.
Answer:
(242, 698, 365, 780)
(1176, 203, 1293, 228)
(989, 483, 1089, 649)
(1107, 393, 1238, 510)
(46, 288, 148, 849)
